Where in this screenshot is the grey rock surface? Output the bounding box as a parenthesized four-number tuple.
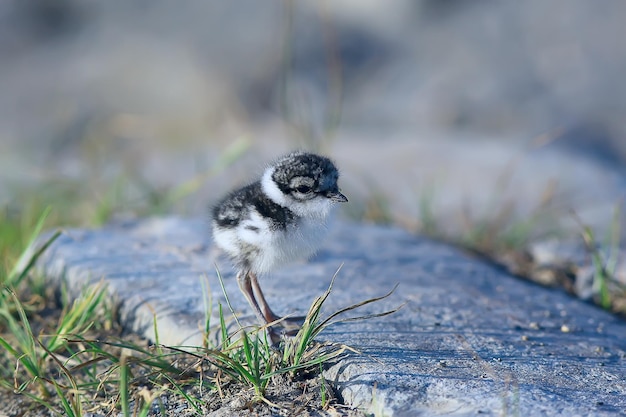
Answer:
(36, 217, 626, 416)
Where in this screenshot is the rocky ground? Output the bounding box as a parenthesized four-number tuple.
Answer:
(20, 218, 626, 416)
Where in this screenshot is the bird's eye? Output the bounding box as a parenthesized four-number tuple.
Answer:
(295, 185, 312, 194)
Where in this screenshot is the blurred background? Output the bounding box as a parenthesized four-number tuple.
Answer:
(1, 0, 625, 245)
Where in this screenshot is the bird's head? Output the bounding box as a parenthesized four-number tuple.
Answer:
(261, 151, 347, 218)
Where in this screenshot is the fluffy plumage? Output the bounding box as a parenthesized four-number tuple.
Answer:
(211, 151, 347, 331)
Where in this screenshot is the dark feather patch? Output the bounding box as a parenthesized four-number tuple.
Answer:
(212, 181, 295, 230)
(271, 152, 339, 195)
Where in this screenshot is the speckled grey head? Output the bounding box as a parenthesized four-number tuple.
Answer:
(273, 152, 346, 202)
(261, 151, 347, 217)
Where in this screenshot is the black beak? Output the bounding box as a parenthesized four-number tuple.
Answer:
(327, 190, 348, 203)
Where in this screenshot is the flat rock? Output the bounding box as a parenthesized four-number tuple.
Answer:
(35, 217, 626, 416)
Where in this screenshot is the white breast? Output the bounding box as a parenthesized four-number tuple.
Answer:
(252, 215, 328, 273)
(213, 210, 330, 274)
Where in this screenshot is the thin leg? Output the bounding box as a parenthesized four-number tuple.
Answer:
(236, 270, 267, 325)
(249, 272, 280, 323)
(250, 272, 306, 331)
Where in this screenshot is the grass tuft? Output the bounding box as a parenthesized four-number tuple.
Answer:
(2, 225, 396, 415)
(573, 206, 626, 311)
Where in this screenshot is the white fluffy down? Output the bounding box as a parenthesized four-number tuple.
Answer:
(261, 167, 286, 206)
(214, 163, 336, 274)
(213, 210, 328, 274)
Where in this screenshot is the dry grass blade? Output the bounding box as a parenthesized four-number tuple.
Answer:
(37, 338, 83, 416)
(326, 304, 404, 325)
(278, 265, 402, 375)
(313, 283, 401, 334)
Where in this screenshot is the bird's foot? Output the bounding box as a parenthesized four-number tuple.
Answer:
(265, 314, 310, 345)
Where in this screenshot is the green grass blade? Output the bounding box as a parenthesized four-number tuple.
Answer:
(161, 373, 203, 415)
(200, 274, 213, 348)
(47, 281, 108, 352)
(37, 338, 82, 415)
(52, 380, 77, 417)
(1, 288, 43, 380)
(119, 356, 130, 417)
(219, 303, 229, 351)
(215, 265, 243, 329)
(8, 205, 60, 287)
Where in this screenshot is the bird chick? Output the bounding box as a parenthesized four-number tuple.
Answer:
(211, 151, 347, 331)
